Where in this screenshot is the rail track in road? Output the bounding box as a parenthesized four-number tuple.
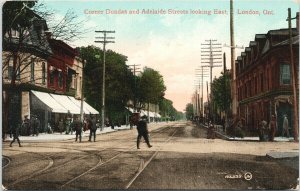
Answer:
(3, 122, 181, 190)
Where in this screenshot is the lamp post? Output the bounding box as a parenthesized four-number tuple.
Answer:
(80, 59, 86, 122)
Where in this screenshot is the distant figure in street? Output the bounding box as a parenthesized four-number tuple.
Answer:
(269, 115, 277, 141)
(282, 115, 290, 138)
(31, 115, 40, 136)
(259, 120, 268, 141)
(22, 115, 31, 136)
(10, 125, 22, 147)
(72, 116, 83, 142)
(134, 114, 152, 149)
(89, 116, 97, 142)
(58, 119, 64, 134)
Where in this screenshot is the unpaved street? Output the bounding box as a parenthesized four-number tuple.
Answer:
(2, 121, 298, 190)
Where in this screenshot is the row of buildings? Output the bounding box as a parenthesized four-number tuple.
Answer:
(235, 13, 299, 135)
(2, 9, 97, 134)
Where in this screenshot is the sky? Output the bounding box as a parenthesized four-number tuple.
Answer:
(40, 0, 299, 112)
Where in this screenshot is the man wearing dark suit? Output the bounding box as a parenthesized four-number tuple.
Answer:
(134, 114, 152, 149)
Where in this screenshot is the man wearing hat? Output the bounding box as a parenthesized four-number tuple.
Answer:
(134, 113, 152, 149)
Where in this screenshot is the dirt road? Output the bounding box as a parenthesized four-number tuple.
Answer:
(2, 121, 298, 190)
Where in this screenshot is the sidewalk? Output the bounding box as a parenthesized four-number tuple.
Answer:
(4, 125, 133, 142)
(199, 123, 294, 142)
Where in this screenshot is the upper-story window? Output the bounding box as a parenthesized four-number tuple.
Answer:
(58, 71, 63, 88)
(10, 29, 19, 38)
(49, 70, 55, 86)
(42, 62, 46, 84)
(280, 64, 291, 85)
(30, 60, 35, 83)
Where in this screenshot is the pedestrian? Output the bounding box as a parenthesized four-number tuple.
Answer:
(22, 115, 31, 136)
(282, 115, 290, 138)
(71, 116, 82, 142)
(259, 120, 268, 141)
(10, 124, 22, 147)
(135, 114, 152, 149)
(58, 118, 64, 134)
(89, 116, 97, 142)
(31, 115, 40, 136)
(269, 115, 277, 141)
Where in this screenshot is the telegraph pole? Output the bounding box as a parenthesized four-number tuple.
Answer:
(195, 66, 209, 119)
(95, 30, 115, 130)
(287, 8, 298, 142)
(201, 39, 222, 123)
(128, 64, 141, 112)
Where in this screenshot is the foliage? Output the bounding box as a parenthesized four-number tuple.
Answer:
(159, 98, 183, 120)
(78, 46, 134, 123)
(185, 103, 194, 120)
(138, 67, 166, 105)
(211, 71, 231, 112)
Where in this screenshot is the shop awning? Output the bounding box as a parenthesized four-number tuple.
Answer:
(31, 90, 99, 115)
(51, 94, 80, 114)
(31, 90, 69, 113)
(68, 96, 99, 114)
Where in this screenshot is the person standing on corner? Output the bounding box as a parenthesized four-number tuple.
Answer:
(72, 116, 82, 142)
(89, 116, 97, 142)
(135, 114, 152, 149)
(282, 115, 290, 138)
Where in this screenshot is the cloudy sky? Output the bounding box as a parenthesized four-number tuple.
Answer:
(42, 0, 299, 112)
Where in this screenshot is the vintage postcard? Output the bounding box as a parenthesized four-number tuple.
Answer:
(2, 0, 299, 190)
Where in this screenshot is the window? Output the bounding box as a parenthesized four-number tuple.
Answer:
(30, 61, 35, 82)
(50, 70, 54, 85)
(58, 71, 63, 88)
(280, 64, 291, 85)
(8, 66, 13, 80)
(10, 29, 19, 38)
(42, 62, 46, 84)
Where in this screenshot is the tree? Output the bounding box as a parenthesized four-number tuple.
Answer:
(211, 71, 231, 115)
(138, 67, 166, 121)
(159, 98, 183, 121)
(78, 46, 135, 124)
(185, 103, 194, 120)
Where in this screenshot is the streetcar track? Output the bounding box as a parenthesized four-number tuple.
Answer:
(2, 156, 11, 169)
(5, 149, 54, 186)
(125, 127, 179, 189)
(3, 124, 176, 190)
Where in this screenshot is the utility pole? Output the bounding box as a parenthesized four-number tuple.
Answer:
(287, 8, 298, 142)
(201, 39, 222, 124)
(223, 53, 227, 133)
(95, 30, 115, 130)
(128, 64, 141, 112)
(80, 60, 86, 122)
(195, 66, 209, 119)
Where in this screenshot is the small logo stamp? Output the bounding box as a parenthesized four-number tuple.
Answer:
(244, 172, 253, 181)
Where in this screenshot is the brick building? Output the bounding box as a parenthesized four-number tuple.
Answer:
(236, 23, 299, 135)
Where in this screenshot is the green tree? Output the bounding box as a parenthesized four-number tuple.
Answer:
(211, 71, 231, 113)
(78, 46, 135, 124)
(185, 103, 194, 120)
(138, 67, 166, 104)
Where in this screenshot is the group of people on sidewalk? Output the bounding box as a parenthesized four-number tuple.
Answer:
(259, 114, 290, 141)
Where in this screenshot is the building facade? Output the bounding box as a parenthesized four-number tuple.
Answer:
(236, 26, 299, 135)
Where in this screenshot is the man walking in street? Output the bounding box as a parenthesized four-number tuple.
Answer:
(282, 115, 290, 138)
(10, 124, 22, 147)
(134, 114, 152, 149)
(72, 116, 83, 142)
(89, 116, 97, 142)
